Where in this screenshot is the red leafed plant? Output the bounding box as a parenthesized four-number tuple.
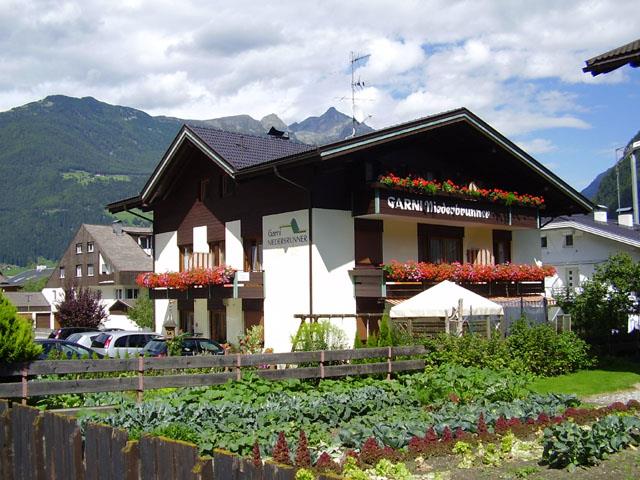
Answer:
(495, 416, 509, 434)
(382, 261, 556, 283)
(272, 432, 291, 465)
(477, 413, 488, 437)
(294, 430, 311, 468)
(440, 426, 453, 443)
(136, 265, 235, 290)
(252, 441, 262, 468)
(425, 426, 438, 444)
(359, 437, 383, 465)
(378, 173, 545, 208)
(315, 452, 339, 472)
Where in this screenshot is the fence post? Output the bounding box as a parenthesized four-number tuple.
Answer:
(21, 367, 28, 406)
(320, 350, 325, 379)
(137, 356, 144, 404)
(386, 347, 392, 381)
(235, 355, 242, 381)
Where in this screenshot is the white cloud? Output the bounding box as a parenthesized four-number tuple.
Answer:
(516, 138, 557, 155)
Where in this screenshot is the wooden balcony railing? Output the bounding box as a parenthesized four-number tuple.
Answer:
(349, 268, 544, 299)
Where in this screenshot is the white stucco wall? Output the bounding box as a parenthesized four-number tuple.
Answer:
(103, 314, 140, 331)
(193, 226, 208, 253)
(463, 227, 493, 259)
(263, 209, 310, 352)
(512, 229, 541, 265)
(225, 298, 244, 344)
(312, 209, 357, 347)
(154, 231, 179, 333)
(225, 220, 243, 270)
(383, 219, 418, 263)
(194, 298, 208, 336)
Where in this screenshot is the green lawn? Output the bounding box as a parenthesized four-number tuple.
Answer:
(529, 359, 640, 397)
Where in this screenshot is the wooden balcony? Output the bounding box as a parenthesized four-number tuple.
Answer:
(349, 268, 544, 299)
(149, 271, 264, 300)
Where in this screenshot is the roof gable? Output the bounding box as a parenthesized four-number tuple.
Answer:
(83, 224, 152, 272)
(542, 214, 640, 248)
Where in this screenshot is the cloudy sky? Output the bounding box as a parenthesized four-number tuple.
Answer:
(1, 0, 638, 190)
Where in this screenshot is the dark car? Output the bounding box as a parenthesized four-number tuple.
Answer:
(48, 327, 99, 340)
(142, 337, 225, 357)
(35, 339, 103, 359)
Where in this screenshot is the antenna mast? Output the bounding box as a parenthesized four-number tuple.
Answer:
(349, 51, 370, 138)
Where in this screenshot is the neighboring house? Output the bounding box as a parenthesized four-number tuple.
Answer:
(0, 271, 11, 291)
(42, 222, 153, 330)
(541, 210, 640, 296)
(107, 108, 592, 352)
(2, 291, 52, 331)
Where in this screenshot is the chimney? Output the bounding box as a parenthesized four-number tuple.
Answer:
(112, 220, 123, 236)
(619, 213, 634, 227)
(593, 207, 607, 223)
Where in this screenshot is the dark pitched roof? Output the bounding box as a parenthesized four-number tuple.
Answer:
(583, 38, 640, 76)
(543, 214, 640, 247)
(2, 292, 50, 309)
(84, 224, 152, 272)
(186, 125, 315, 170)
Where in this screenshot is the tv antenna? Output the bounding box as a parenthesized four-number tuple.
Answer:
(348, 51, 371, 138)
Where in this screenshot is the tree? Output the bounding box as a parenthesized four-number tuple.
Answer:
(562, 253, 640, 347)
(127, 289, 154, 330)
(56, 285, 107, 328)
(0, 291, 41, 362)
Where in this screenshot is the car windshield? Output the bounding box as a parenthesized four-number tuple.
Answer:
(144, 339, 167, 354)
(91, 333, 110, 348)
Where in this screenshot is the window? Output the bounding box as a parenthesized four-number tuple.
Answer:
(209, 241, 225, 267)
(244, 239, 263, 271)
(115, 288, 123, 300)
(221, 176, 236, 197)
(126, 288, 139, 299)
(565, 234, 574, 247)
(199, 178, 210, 201)
(59, 267, 65, 279)
(87, 242, 94, 253)
(87, 264, 94, 277)
(179, 245, 192, 272)
(180, 310, 195, 334)
(493, 230, 512, 265)
(76, 243, 82, 254)
(566, 267, 579, 289)
(75, 265, 82, 277)
(418, 225, 464, 264)
(138, 236, 152, 250)
(209, 310, 226, 342)
(541, 236, 547, 248)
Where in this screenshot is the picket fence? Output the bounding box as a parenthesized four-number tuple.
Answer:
(0, 400, 343, 480)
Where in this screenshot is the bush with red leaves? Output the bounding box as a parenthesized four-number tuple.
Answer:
(272, 432, 291, 465)
(315, 452, 339, 473)
(252, 441, 262, 468)
(359, 437, 383, 465)
(294, 430, 311, 468)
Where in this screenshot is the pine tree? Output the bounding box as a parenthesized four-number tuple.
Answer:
(0, 292, 41, 362)
(127, 289, 154, 330)
(377, 313, 394, 347)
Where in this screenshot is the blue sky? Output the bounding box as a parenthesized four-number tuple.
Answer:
(0, 0, 638, 191)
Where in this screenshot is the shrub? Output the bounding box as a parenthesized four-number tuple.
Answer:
(291, 321, 346, 351)
(127, 289, 154, 330)
(272, 432, 292, 465)
(55, 285, 107, 328)
(252, 441, 262, 468)
(294, 430, 311, 468)
(0, 292, 41, 363)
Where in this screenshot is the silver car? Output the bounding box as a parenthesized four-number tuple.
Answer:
(66, 331, 101, 348)
(90, 331, 160, 358)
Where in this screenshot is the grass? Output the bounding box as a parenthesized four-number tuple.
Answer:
(529, 358, 640, 397)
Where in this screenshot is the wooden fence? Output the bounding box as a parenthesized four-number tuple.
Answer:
(0, 346, 425, 403)
(0, 400, 341, 480)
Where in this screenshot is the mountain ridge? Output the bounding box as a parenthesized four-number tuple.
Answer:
(0, 95, 372, 265)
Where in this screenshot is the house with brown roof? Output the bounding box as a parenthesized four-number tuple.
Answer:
(2, 291, 52, 332)
(42, 221, 153, 330)
(108, 108, 592, 351)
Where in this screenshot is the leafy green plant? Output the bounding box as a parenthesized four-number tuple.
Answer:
(166, 333, 186, 356)
(127, 289, 154, 330)
(295, 468, 315, 480)
(0, 291, 41, 362)
(291, 321, 347, 351)
(542, 414, 640, 469)
(238, 324, 264, 354)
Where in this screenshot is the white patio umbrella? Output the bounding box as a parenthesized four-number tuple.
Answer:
(389, 280, 504, 318)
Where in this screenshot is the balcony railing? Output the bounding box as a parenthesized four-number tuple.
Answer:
(349, 268, 544, 299)
(148, 271, 264, 300)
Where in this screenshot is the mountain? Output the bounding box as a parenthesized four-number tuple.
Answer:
(0, 95, 371, 265)
(582, 129, 640, 213)
(289, 107, 374, 144)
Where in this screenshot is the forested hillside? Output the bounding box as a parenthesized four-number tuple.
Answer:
(0, 96, 370, 265)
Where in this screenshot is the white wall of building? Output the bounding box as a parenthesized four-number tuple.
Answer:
(512, 229, 541, 264)
(225, 298, 244, 343)
(312, 209, 357, 347)
(383, 219, 418, 262)
(263, 209, 310, 352)
(225, 220, 243, 270)
(154, 231, 179, 332)
(193, 226, 208, 253)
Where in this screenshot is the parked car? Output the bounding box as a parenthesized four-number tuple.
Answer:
(91, 331, 160, 358)
(48, 326, 99, 340)
(35, 339, 103, 359)
(66, 331, 102, 348)
(142, 337, 225, 357)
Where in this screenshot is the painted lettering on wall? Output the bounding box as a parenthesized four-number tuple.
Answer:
(266, 218, 308, 248)
(386, 196, 491, 219)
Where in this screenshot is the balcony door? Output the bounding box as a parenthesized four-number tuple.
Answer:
(354, 219, 383, 268)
